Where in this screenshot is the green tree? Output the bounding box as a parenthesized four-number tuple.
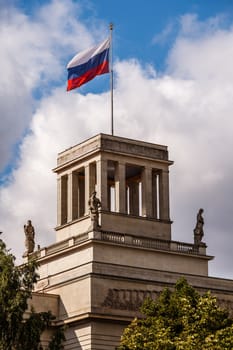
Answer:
(0, 234, 64, 350)
(119, 278, 233, 350)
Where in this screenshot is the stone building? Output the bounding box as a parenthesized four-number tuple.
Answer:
(26, 133, 233, 349)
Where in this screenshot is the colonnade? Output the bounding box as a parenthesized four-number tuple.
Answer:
(57, 159, 170, 226)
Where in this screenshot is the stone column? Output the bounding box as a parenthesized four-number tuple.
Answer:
(89, 162, 96, 194)
(72, 172, 79, 220)
(85, 163, 97, 215)
(57, 176, 62, 226)
(107, 183, 111, 211)
(152, 172, 158, 219)
(159, 169, 170, 220)
(84, 165, 90, 215)
(96, 159, 108, 211)
(61, 175, 68, 225)
(78, 175, 85, 217)
(67, 171, 73, 222)
(129, 181, 139, 216)
(141, 167, 152, 217)
(115, 162, 126, 213)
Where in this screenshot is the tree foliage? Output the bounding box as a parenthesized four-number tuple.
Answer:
(119, 278, 233, 350)
(0, 235, 64, 350)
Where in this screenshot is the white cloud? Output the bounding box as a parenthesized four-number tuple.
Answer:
(0, 0, 104, 173)
(0, 87, 110, 259)
(152, 22, 174, 45)
(168, 14, 233, 82)
(1, 8, 233, 279)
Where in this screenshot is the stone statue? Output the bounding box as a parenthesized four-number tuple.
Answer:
(23, 220, 35, 256)
(88, 191, 101, 229)
(194, 208, 204, 246)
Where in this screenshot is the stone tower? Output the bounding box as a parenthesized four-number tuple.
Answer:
(29, 134, 233, 350)
(56, 133, 172, 242)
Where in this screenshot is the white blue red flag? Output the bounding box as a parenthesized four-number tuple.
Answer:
(67, 38, 110, 91)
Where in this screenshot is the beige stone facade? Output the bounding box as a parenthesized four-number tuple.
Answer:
(27, 134, 233, 349)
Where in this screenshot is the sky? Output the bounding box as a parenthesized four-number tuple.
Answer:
(1, 0, 233, 279)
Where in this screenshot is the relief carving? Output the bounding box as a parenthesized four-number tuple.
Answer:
(217, 298, 233, 315)
(102, 288, 159, 311)
(35, 279, 49, 291)
(102, 289, 233, 315)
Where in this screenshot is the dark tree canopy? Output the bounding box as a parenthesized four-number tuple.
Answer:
(119, 278, 233, 350)
(0, 235, 64, 350)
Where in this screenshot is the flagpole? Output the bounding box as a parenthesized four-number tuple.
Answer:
(109, 23, 114, 136)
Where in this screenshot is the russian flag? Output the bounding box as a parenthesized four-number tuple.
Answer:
(67, 38, 110, 91)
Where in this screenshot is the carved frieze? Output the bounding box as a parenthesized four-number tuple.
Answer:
(217, 298, 233, 315)
(102, 288, 159, 311)
(102, 288, 233, 315)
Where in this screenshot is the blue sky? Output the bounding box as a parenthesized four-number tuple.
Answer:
(1, 0, 233, 279)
